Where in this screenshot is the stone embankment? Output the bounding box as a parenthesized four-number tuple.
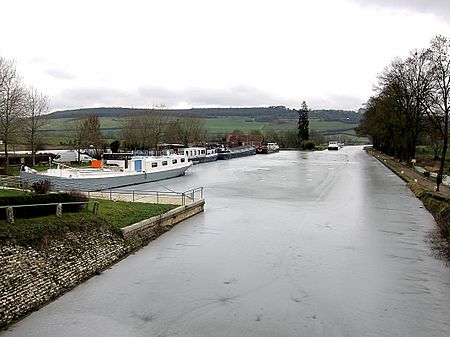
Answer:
(0, 200, 205, 329)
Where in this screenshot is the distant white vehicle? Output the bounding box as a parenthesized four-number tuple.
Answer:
(328, 141, 339, 151)
(44, 150, 93, 163)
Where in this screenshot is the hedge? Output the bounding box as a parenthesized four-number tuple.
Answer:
(0, 192, 88, 219)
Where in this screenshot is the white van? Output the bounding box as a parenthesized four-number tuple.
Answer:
(51, 150, 93, 164)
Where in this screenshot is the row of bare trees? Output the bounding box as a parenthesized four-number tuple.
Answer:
(358, 35, 450, 190)
(0, 56, 49, 168)
(122, 108, 206, 151)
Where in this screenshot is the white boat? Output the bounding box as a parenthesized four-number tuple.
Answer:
(328, 141, 339, 151)
(256, 142, 280, 154)
(177, 147, 218, 164)
(19, 152, 192, 191)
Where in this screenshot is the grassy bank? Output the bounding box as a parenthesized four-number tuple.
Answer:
(0, 189, 177, 247)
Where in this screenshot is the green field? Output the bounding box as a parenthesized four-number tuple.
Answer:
(308, 118, 357, 132)
(41, 117, 123, 131)
(37, 116, 359, 145)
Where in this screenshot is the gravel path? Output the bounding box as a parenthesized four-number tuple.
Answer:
(367, 147, 450, 197)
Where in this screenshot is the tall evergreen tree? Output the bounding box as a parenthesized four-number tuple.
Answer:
(297, 100, 310, 146)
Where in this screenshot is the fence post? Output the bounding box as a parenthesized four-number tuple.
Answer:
(6, 207, 14, 224)
(133, 190, 135, 202)
(56, 203, 62, 218)
(109, 189, 112, 200)
(93, 201, 99, 215)
(157, 191, 159, 204)
(182, 193, 185, 206)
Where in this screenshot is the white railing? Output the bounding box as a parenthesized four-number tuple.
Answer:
(85, 187, 204, 206)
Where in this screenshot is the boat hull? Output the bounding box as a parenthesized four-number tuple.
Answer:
(217, 146, 256, 160)
(20, 165, 190, 191)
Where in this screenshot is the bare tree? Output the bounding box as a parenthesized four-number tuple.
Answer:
(75, 115, 104, 161)
(122, 106, 169, 151)
(69, 114, 104, 161)
(23, 87, 49, 165)
(375, 50, 431, 162)
(424, 35, 450, 191)
(147, 105, 169, 149)
(0, 57, 25, 170)
(81, 115, 104, 159)
(69, 116, 84, 162)
(122, 114, 142, 151)
(178, 114, 206, 147)
(164, 119, 182, 144)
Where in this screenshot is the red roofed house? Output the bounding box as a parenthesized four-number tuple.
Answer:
(225, 133, 263, 147)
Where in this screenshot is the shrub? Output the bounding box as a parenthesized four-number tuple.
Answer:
(31, 180, 52, 194)
(0, 192, 89, 219)
(302, 140, 315, 150)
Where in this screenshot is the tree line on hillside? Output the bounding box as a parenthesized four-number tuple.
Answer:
(49, 106, 362, 124)
(0, 56, 49, 169)
(357, 35, 449, 190)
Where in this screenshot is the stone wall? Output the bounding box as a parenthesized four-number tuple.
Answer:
(0, 200, 205, 329)
(0, 230, 129, 328)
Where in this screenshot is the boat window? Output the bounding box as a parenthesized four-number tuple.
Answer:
(151, 162, 157, 168)
(162, 161, 168, 166)
(181, 158, 185, 162)
(201, 150, 205, 154)
(172, 159, 177, 164)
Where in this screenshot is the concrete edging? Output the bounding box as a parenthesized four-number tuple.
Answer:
(121, 199, 205, 241)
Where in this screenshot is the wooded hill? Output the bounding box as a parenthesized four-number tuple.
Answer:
(47, 106, 361, 124)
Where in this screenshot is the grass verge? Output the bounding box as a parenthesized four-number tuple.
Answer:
(0, 192, 177, 247)
(89, 199, 176, 229)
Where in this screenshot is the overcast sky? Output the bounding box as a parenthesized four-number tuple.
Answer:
(0, 0, 448, 111)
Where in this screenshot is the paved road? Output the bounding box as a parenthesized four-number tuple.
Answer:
(2, 147, 450, 337)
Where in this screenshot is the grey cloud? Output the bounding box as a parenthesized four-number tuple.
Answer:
(45, 67, 76, 80)
(50, 85, 365, 111)
(52, 85, 283, 110)
(51, 87, 141, 110)
(307, 94, 366, 111)
(29, 56, 50, 64)
(350, 0, 450, 22)
(138, 85, 282, 107)
(182, 86, 280, 107)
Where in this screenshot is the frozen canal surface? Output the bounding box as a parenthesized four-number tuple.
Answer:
(3, 147, 450, 337)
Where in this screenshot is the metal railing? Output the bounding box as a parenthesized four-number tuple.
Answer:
(0, 175, 204, 206)
(0, 175, 22, 190)
(0, 201, 90, 224)
(85, 187, 204, 206)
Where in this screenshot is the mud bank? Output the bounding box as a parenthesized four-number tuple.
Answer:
(0, 200, 204, 329)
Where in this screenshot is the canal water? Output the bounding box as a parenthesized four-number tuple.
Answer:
(2, 147, 450, 337)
